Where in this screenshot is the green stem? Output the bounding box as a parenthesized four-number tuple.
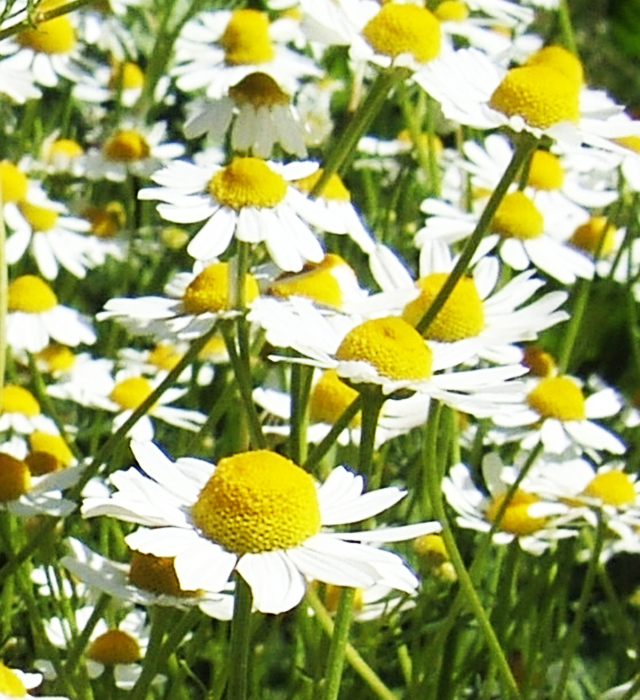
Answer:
(304, 396, 362, 470)
(358, 385, 385, 487)
(0, 180, 5, 415)
(311, 67, 406, 197)
(305, 588, 397, 700)
(557, 0, 578, 56)
(226, 576, 254, 700)
(0, 0, 95, 41)
(320, 587, 355, 700)
(423, 401, 522, 700)
(63, 594, 111, 679)
(416, 131, 538, 335)
(550, 517, 606, 700)
(290, 363, 313, 465)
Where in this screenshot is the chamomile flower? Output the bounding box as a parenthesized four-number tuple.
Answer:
(4, 186, 93, 279)
(117, 342, 214, 387)
(138, 156, 325, 271)
(98, 260, 261, 340)
(6, 275, 96, 353)
(0, 385, 58, 435)
(0, 662, 66, 700)
(250, 296, 526, 415)
(62, 538, 234, 620)
(172, 8, 320, 99)
(185, 72, 309, 158)
(442, 458, 574, 555)
(82, 440, 440, 614)
(416, 190, 594, 285)
(0, 53, 41, 102)
(73, 59, 146, 108)
(492, 373, 625, 456)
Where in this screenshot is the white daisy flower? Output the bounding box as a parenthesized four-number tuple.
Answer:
(6, 274, 96, 353)
(491, 373, 626, 456)
(62, 538, 234, 620)
(0, 661, 66, 700)
(138, 156, 325, 272)
(0, 52, 41, 102)
(72, 59, 146, 108)
(98, 260, 261, 340)
(117, 343, 214, 387)
(249, 296, 527, 416)
(442, 458, 575, 555)
(0, 385, 59, 435)
(4, 185, 93, 280)
(82, 440, 440, 614)
(172, 8, 320, 99)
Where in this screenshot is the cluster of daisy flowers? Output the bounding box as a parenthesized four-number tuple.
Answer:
(2, 0, 640, 697)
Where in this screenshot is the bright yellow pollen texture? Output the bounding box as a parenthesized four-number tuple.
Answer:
(220, 9, 275, 65)
(28, 431, 74, 469)
(402, 272, 484, 342)
(0, 453, 31, 502)
(413, 532, 450, 564)
(192, 451, 321, 554)
(527, 150, 564, 191)
(524, 45, 584, 87)
(362, 3, 441, 64)
(0, 161, 28, 203)
(129, 551, 198, 597)
(37, 343, 76, 373)
(491, 191, 543, 240)
(86, 630, 141, 665)
(18, 201, 59, 232)
(8, 275, 58, 313)
(434, 0, 469, 22)
(47, 138, 84, 160)
(109, 61, 145, 91)
(583, 471, 636, 507)
(82, 202, 125, 238)
(0, 662, 27, 697)
(522, 346, 556, 378)
(102, 130, 151, 163)
(309, 369, 362, 427)
(526, 376, 586, 421)
(182, 262, 259, 315)
(108, 377, 153, 411)
(208, 157, 287, 210)
(569, 217, 616, 257)
(489, 65, 580, 129)
(1, 385, 41, 417)
(268, 255, 348, 309)
(17, 13, 75, 54)
(229, 72, 289, 107)
(485, 490, 547, 535)
(335, 317, 433, 381)
(294, 170, 351, 201)
(148, 343, 182, 371)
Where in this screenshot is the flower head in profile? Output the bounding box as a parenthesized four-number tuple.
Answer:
(82, 441, 440, 614)
(0, 661, 66, 700)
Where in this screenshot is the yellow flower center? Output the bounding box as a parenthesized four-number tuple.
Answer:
(182, 262, 259, 315)
(485, 490, 548, 535)
(208, 157, 287, 210)
(413, 532, 450, 563)
(191, 451, 321, 554)
(0, 161, 28, 203)
(102, 130, 151, 163)
(198, 335, 228, 363)
(28, 431, 74, 470)
(228, 72, 289, 107)
(582, 471, 636, 507)
(614, 134, 640, 155)
(526, 376, 586, 421)
(323, 584, 364, 613)
(434, 0, 469, 22)
(148, 343, 182, 371)
(128, 551, 198, 597)
(0, 662, 27, 697)
(335, 317, 433, 381)
(524, 45, 584, 87)
(569, 216, 616, 257)
(17, 0, 76, 54)
(36, 344, 76, 373)
(491, 191, 544, 240)
(308, 369, 362, 427)
(7, 275, 58, 313)
(488, 65, 580, 129)
(402, 272, 484, 342)
(0, 453, 31, 502)
(86, 630, 141, 665)
(45, 138, 84, 165)
(362, 3, 441, 64)
(220, 9, 275, 65)
(293, 170, 351, 201)
(527, 150, 564, 190)
(82, 202, 125, 239)
(108, 61, 145, 91)
(108, 377, 154, 411)
(267, 254, 350, 309)
(18, 201, 59, 232)
(522, 346, 556, 378)
(1, 385, 41, 416)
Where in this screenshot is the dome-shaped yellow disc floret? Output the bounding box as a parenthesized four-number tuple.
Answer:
(108, 377, 154, 411)
(0, 662, 27, 697)
(229, 72, 289, 107)
(102, 130, 151, 163)
(491, 191, 544, 240)
(8, 275, 58, 313)
(308, 369, 362, 427)
(17, 0, 76, 55)
(485, 490, 547, 535)
(208, 157, 287, 210)
(293, 169, 351, 201)
(1, 385, 41, 416)
(220, 9, 275, 65)
(569, 216, 616, 257)
(129, 551, 198, 597)
(526, 375, 586, 421)
(86, 630, 141, 665)
(0, 161, 28, 203)
(527, 150, 564, 190)
(0, 453, 31, 502)
(582, 470, 636, 507)
(191, 451, 321, 554)
(182, 262, 259, 315)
